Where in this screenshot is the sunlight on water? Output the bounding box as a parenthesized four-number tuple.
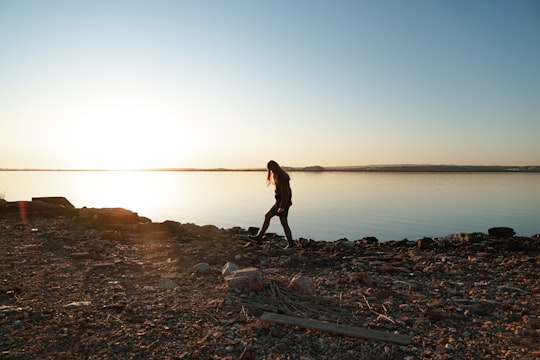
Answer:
(73, 172, 183, 218)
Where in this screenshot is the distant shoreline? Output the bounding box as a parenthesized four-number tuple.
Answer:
(1, 165, 539, 172)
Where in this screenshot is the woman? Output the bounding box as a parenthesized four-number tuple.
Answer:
(249, 160, 295, 248)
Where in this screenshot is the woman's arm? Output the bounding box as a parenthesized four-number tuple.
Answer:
(278, 180, 291, 210)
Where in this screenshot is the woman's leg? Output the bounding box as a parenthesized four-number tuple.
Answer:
(279, 216, 294, 246)
(257, 208, 275, 237)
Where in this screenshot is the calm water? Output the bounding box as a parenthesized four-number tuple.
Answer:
(1, 171, 539, 241)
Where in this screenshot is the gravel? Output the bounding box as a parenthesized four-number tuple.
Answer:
(1, 204, 539, 359)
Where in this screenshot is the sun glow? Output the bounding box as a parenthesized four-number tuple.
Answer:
(61, 104, 196, 170)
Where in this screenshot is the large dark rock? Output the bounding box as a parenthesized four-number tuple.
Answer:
(77, 207, 140, 225)
(32, 197, 75, 208)
(488, 227, 515, 238)
(0, 198, 75, 217)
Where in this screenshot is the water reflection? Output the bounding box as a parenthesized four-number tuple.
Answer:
(1, 171, 539, 241)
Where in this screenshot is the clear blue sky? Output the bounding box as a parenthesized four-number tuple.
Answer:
(1, 0, 539, 169)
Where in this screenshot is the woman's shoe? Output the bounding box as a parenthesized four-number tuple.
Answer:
(284, 241, 296, 249)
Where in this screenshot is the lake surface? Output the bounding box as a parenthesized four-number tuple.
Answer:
(1, 171, 539, 241)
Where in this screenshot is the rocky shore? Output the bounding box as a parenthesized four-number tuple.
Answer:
(1, 198, 539, 359)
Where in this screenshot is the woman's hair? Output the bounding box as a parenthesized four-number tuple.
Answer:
(266, 160, 290, 186)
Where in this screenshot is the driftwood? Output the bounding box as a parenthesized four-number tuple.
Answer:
(241, 280, 412, 345)
(260, 312, 412, 345)
(239, 280, 338, 317)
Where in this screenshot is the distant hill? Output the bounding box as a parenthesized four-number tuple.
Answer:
(285, 165, 540, 172)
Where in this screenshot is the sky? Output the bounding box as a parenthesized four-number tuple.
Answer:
(1, 0, 539, 169)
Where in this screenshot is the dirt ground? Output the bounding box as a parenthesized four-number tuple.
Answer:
(1, 201, 539, 359)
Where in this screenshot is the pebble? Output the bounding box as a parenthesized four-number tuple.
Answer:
(158, 279, 177, 289)
(63, 301, 91, 308)
(193, 262, 212, 274)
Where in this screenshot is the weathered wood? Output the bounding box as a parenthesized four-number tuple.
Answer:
(260, 312, 412, 345)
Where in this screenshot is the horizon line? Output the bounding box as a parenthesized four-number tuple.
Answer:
(1, 164, 539, 172)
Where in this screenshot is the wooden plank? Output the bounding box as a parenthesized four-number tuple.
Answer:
(260, 312, 412, 345)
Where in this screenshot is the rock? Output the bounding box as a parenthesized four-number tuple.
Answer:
(193, 262, 211, 274)
(488, 227, 515, 238)
(288, 275, 316, 295)
(64, 301, 91, 309)
(445, 232, 485, 244)
(77, 207, 140, 225)
(221, 262, 239, 277)
(417, 237, 435, 250)
(158, 279, 177, 289)
(336, 239, 355, 249)
(247, 227, 259, 235)
(31, 197, 75, 208)
(225, 267, 263, 293)
(358, 236, 378, 244)
(15, 200, 75, 217)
